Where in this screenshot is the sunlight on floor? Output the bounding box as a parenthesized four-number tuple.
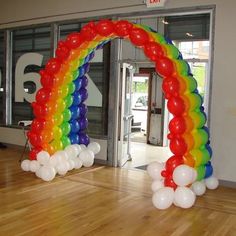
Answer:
(123, 142, 172, 170)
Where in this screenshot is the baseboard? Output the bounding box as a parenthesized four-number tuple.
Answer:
(219, 180, 236, 188)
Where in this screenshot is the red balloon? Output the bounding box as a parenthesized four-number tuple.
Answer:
(29, 147, 42, 160)
(56, 41, 70, 60)
(45, 58, 61, 74)
(40, 70, 55, 89)
(162, 77, 180, 98)
(80, 22, 97, 41)
(66, 32, 83, 49)
(165, 155, 184, 173)
(27, 131, 43, 147)
(115, 20, 133, 37)
(31, 118, 46, 133)
(169, 137, 187, 156)
(155, 57, 175, 77)
(32, 103, 50, 118)
(169, 117, 186, 135)
(129, 28, 149, 47)
(144, 42, 164, 61)
(167, 97, 185, 116)
(164, 177, 177, 189)
(96, 20, 114, 36)
(36, 88, 51, 105)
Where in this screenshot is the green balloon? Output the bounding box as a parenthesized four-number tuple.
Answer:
(166, 44, 179, 59)
(62, 109, 72, 122)
(72, 70, 80, 80)
(68, 82, 75, 94)
(60, 122, 71, 135)
(64, 95, 73, 108)
(196, 165, 206, 181)
(184, 76, 198, 92)
(61, 135, 71, 148)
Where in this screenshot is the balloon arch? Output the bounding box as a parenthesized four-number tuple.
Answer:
(22, 19, 218, 209)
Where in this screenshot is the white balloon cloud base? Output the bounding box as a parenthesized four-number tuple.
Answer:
(148, 162, 219, 210)
(21, 142, 101, 182)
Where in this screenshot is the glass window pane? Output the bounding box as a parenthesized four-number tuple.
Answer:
(0, 32, 4, 124)
(12, 26, 51, 125)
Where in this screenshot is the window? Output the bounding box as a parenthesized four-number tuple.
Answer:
(59, 22, 110, 137)
(11, 26, 51, 125)
(0, 32, 4, 124)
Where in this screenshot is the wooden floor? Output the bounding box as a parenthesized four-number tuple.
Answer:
(0, 146, 236, 236)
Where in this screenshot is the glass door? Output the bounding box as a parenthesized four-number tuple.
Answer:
(117, 63, 134, 167)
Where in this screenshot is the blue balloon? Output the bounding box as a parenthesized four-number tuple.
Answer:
(70, 105, 80, 120)
(69, 133, 80, 144)
(165, 36, 173, 44)
(205, 144, 213, 157)
(74, 78, 82, 91)
(70, 120, 80, 133)
(178, 53, 183, 60)
(205, 162, 213, 178)
(88, 51, 95, 61)
(72, 91, 82, 106)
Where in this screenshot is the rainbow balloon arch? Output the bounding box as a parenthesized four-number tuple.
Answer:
(21, 19, 219, 209)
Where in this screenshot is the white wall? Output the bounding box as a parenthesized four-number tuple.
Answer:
(0, 0, 236, 182)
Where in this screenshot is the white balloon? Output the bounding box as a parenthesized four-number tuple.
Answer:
(21, 160, 31, 171)
(192, 181, 206, 196)
(56, 161, 69, 176)
(35, 167, 43, 178)
(64, 145, 78, 159)
(30, 160, 41, 172)
(80, 144, 87, 151)
(192, 169, 198, 183)
(79, 150, 94, 167)
(68, 159, 75, 170)
(54, 150, 69, 162)
(88, 142, 101, 155)
(205, 176, 219, 190)
(74, 158, 83, 169)
(40, 166, 56, 181)
(147, 162, 164, 180)
(72, 144, 82, 156)
(151, 180, 164, 192)
(48, 155, 58, 167)
(37, 151, 50, 165)
(152, 187, 174, 210)
(174, 186, 196, 209)
(173, 165, 195, 187)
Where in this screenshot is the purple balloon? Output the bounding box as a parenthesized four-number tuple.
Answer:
(79, 88, 88, 102)
(79, 104, 88, 117)
(79, 117, 88, 130)
(81, 75, 88, 88)
(79, 133, 90, 146)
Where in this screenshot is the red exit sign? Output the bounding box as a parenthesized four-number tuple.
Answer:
(145, 0, 167, 8)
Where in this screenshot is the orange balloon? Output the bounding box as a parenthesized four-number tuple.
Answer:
(183, 153, 195, 167)
(183, 115, 194, 132)
(182, 132, 194, 151)
(41, 129, 54, 143)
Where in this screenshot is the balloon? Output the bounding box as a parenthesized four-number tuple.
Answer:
(74, 158, 83, 169)
(115, 20, 133, 37)
(21, 160, 31, 171)
(167, 97, 185, 116)
(129, 28, 149, 47)
(56, 99, 66, 113)
(31, 118, 45, 133)
(53, 113, 64, 126)
(79, 104, 88, 117)
(79, 117, 88, 130)
(188, 93, 203, 111)
(191, 181, 206, 196)
(165, 156, 184, 173)
(29, 160, 41, 172)
(36, 88, 51, 105)
(169, 137, 187, 156)
(147, 162, 164, 180)
(164, 177, 177, 189)
(151, 180, 164, 192)
(162, 77, 180, 98)
(173, 165, 196, 186)
(182, 133, 194, 151)
(32, 103, 50, 118)
(72, 91, 82, 106)
(40, 70, 55, 89)
(41, 129, 53, 143)
(61, 135, 71, 148)
(29, 147, 42, 160)
(196, 165, 206, 181)
(28, 131, 43, 147)
(79, 150, 95, 167)
(66, 32, 83, 49)
(165, 44, 179, 59)
(87, 142, 101, 155)
(40, 166, 56, 181)
(51, 139, 63, 152)
(62, 109, 72, 122)
(205, 176, 219, 190)
(81, 75, 88, 88)
(69, 133, 80, 144)
(70, 120, 80, 133)
(169, 117, 186, 135)
(144, 42, 164, 61)
(152, 187, 174, 210)
(183, 115, 194, 133)
(45, 58, 61, 74)
(183, 154, 195, 167)
(74, 77, 82, 91)
(79, 88, 88, 102)
(79, 133, 90, 146)
(174, 187, 196, 209)
(80, 22, 97, 41)
(55, 41, 70, 60)
(189, 111, 206, 129)
(56, 161, 68, 176)
(60, 122, 71, 136)
(37, 151, 50, 165)
(95, 20, 114, 36)
(205, 162, 213, 178)
(68, 82, 76, 94)
(53, 126, 63, 140)
(64, 145, 78, 159)
(70, 105, 80, 119)
(192, 129, 209, 148)
(155, 57, 175, 77)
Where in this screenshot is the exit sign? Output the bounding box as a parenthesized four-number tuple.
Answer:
(145, 0, 167, 8)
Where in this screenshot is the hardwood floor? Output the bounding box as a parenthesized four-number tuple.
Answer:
(0, 146, 235, 236)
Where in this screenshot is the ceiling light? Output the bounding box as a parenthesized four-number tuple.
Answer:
(186, 32, 194, 37)
(162, 20, 169, 25)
